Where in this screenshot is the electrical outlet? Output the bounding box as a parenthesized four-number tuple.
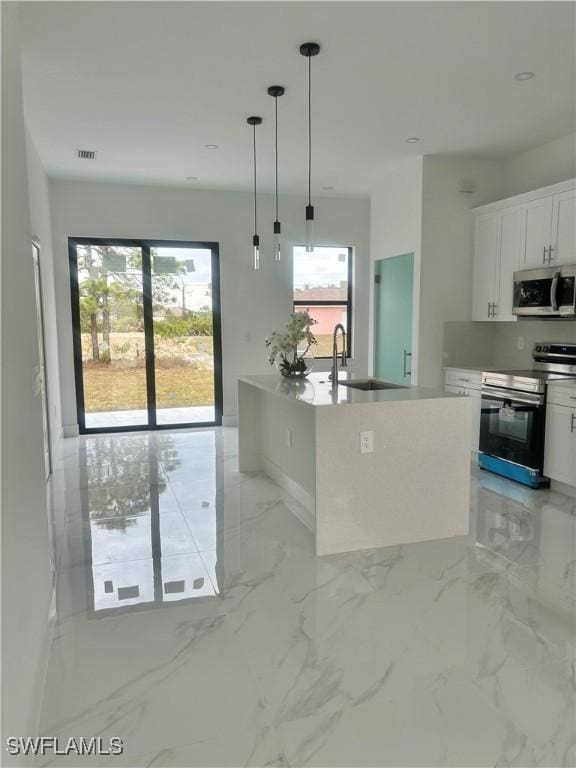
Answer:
(517, 336, 525, 351)
(359, 430, 374, 454)
(286, 429, 292, 448)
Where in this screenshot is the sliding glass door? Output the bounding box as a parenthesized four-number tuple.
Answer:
(151, 246, 219, 426)
(69, 238, 222, 433)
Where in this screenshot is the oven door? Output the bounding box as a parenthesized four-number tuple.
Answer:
(512, 266, 576, 316)
(479, 387, 546, 471)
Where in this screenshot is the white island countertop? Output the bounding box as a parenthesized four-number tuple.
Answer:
(238, 372, 471, 555)
(239, 372, 459, 407)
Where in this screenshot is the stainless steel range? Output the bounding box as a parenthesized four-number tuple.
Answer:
(479, 342, 576, 488)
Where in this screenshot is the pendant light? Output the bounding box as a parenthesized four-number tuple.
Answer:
(267, 85, 285, 262)
(300, 42, 320, 253)
(247, 116, 263, 270)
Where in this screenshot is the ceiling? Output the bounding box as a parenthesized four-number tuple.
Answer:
(19, 1, 576, 198)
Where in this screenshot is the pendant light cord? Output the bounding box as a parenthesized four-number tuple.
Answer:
(253, 123, 258, 233)
(275, 96, 279, 221)
(307, 54, 312, 206)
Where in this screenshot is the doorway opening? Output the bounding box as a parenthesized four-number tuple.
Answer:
(374, 253, 414, 385)
(69, 238, 223, 433)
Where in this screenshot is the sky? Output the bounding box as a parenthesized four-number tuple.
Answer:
(293, 246, 348, 289)
(152, 247, 212, 286)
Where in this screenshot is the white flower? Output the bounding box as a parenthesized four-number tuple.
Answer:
(265, 311, 317, 366)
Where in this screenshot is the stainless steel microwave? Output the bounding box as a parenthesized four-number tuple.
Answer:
(512, 265, 576, 317)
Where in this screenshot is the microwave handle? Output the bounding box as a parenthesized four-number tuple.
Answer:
(550, 271, 561, 311)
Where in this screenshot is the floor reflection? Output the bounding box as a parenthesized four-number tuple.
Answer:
(40, 430, 575, 766)
(78, 431, 223, 615)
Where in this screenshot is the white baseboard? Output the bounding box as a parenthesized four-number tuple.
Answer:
(262, 457, 315, 532)
(551, 479, 576, 497)
(63, 424, 79, 438)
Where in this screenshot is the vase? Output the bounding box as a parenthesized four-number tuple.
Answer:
(275, 347, 314, 378)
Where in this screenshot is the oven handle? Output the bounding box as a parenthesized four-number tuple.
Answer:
(481, 387, 544, 406)
(550, 271, 561, 312)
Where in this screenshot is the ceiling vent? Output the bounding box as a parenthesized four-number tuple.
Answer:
(75, 149, 96, 160)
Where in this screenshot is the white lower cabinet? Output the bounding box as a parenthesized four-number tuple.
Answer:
(544, 404, 576, 486)
(444, 370, 482, 454)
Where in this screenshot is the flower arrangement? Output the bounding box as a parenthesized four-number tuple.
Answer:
(265, 311, 317, 378)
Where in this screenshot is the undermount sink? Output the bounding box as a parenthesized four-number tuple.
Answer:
(339, 379, 407, 391)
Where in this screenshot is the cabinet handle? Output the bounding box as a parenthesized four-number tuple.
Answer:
(543, 246, 549, 263)
(492, 303, 498, 317)
(548, 245, 555, 262)
(571, 413, 576, 433)
(458, 377, 471, 383)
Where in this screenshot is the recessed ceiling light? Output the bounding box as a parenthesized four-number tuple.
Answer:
(204, 144, 219, 149)
(185, 176, 198, 181)
(322, 185, 335, 190)
(514, 71, 535, 81)
(405, 137, 420, 144)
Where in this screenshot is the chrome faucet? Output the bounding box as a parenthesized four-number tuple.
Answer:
(329, 323, 347, 386)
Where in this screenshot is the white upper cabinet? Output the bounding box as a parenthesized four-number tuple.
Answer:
(523, 196, 553, 267)
(472, 207, 521, 321)
(473, 213, 499, 321)
(473, 179, 575, 322)
(497, 206, 523, 320)
(550, 189, 576, 267)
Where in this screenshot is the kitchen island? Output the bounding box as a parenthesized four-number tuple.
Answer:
(238, 373, 471, 555)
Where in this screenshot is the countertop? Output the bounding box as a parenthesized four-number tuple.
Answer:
(239, 373, 460, 407)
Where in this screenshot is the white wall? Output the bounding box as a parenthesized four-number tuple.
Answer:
(1, 2, 54, 745)
(49, 180, 370, 428)
(370, 158, 423, 261)
(492, 319, 576, 369)
(503, 132, 576, 197)
(26, 132, 62, 456)
(369, 158, 423, 379)
(418, 156, 505, 389)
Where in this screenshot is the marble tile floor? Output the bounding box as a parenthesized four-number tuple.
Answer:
(38, 428, 576, 767)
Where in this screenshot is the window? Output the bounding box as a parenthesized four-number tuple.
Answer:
(293, 245, 352, 358)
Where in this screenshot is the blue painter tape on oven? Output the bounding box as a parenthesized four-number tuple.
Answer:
(479, 453, 550, 489)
